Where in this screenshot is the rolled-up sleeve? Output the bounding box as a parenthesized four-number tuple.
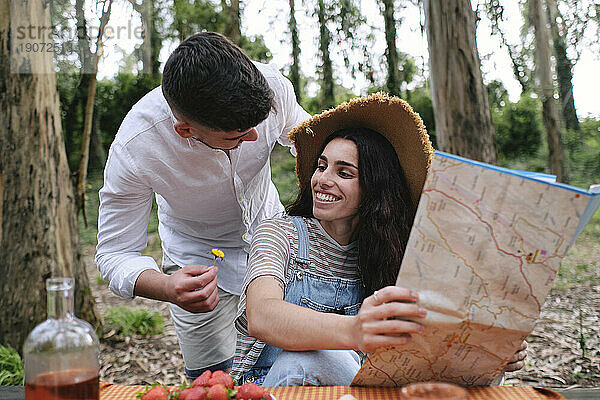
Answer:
(95, 143, 160, 299)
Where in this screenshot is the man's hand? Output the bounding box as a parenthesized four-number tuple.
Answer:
(504, 340, 528, 372)
(164, 265, 220, 313)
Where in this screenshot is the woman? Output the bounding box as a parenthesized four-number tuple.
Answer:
(232, 94, 527, 386)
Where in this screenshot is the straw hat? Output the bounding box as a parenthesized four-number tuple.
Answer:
(289, 93, 434, 211)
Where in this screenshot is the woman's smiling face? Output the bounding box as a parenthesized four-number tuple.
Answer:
(311, 138, 362, 227)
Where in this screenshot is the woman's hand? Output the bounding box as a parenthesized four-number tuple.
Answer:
(352, 286, 426, 353)
(503, 340, 528, 372)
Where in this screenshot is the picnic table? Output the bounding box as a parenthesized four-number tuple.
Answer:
(98, 383, 595, 399)
(3, 383, 599, 399)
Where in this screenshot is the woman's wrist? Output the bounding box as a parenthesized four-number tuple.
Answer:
(341, 314, 361, 350)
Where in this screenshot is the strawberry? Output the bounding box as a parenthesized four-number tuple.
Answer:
(193, 370, 213, 387)
(235, 382, 265, 400)
(207, 372, 234, 389)
(207, 383, 228, 400)
(138, 384, 169, 400)
(179, 386, 208, 400)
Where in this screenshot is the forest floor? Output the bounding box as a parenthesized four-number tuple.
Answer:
(86, 230, 600, 389)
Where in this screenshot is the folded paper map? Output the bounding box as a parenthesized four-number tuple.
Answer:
(352, 151, 600, 387)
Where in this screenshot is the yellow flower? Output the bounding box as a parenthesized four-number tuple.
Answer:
(211, 249, 225, 258)
(210, 248, 225, 267)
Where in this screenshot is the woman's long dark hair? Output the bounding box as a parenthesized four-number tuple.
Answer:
(287, 128, 414, 295)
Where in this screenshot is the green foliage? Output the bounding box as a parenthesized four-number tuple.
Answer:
(238, 35, 272, 63)
(571, 372, 593, 380)
(555, 209, 600, 290)
(493, 93, 543, 158)
(78, 171, 103, 247)
(486, 79, 510, 113)
(563, 118, 600, 189)
(105, 306, 164, 337)
(0, 344, 24, 386)
(271, 144, 299, 206)
(96, 73, 162, 154)
(79, 172, 158, 249)
(56, 71, 160, 173)
(301, 94, 323, 116)
(300, 81, 357, 115)
(406, 84, 436, 147)
(168, 0, 226, 41)
(557, 262, 600, 287)
(96, 274, 108, 286)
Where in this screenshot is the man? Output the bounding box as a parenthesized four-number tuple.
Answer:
(95, 32, 309, 378)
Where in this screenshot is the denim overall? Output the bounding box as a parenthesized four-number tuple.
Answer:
(242, 217, 364, 385)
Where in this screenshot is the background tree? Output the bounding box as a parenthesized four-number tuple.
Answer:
(424, 0, 497, 163)
(288, 0, 302, 101)
(57, 0, 109, 171)
(546, 0, 579, 131)
(169, 0, 225, 42)
(221, 0, 241, 44)
(316, 0, 336, 109)
(484, 1, 534, 93)
(0, 0, 100, 352)
(127, 0, 163, 78)
(77, 0, 113, 225)
(529, 0, 568, 182)
(381, 0, 400, 96)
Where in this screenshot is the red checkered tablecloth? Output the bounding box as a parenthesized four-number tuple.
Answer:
(100, 382, 564, 399)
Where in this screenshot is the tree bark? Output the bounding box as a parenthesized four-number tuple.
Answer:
(76, 0, 93, 73)
(77, 0, 112, 221)
(221, 0, 241, 45)
(288, 0, 301, 101)
(90, 106, 106, 169)
(382, 0, 400, 96)
(0, 0, 100, 352)
(317, 0, 335, 109)
(546, 0, 580, 131)
(129, 0, 162, 77)
(424, 0, 497, 163)
(529, 0, 568, 182)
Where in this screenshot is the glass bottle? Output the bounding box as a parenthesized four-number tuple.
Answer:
(23, 277, 100, 400)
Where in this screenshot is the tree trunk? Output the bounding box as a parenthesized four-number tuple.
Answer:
(90, 106, 106, 169)
(222, 0, 241, 45)
(149, 1, 162, 79)
(424, 0, 497, 163)
(0, 0, 100, 352)
(546, 0, 580, 131)
(77, 0, 112, 220)
(288, 0, 302, 102)
(129, 0, 161, 78)
(76, 0, 93, 73)
(78, 73, 98, 217)
(382, 0, 400, 96)
(140, 0, 152, 75)
(317, 0, 335, 109)
(529, 0, 568, 182)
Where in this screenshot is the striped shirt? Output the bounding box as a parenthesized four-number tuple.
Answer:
(232, 215, 360, 380)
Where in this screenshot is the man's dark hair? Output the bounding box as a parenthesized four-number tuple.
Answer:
(287, 128, 414, 296)
(162, 32, 275, 131)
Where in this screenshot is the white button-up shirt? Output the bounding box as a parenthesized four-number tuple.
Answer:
(95, 63, 309, 299)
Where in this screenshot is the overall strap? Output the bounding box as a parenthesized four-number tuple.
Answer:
(290, 216, 311, 265)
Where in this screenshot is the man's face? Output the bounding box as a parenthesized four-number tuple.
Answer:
(173, 114, 258, 150)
